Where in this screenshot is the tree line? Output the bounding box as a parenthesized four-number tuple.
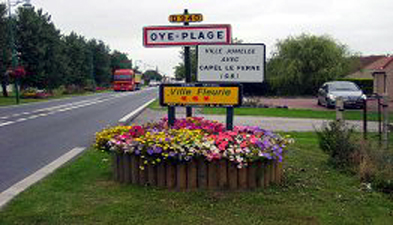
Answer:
(0, 4, 134, 95)
(174, 34, 359, 96)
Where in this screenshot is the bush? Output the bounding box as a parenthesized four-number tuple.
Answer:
(315, 120, 360, 169)
(358, 141, 393, 193)
(316, 121, 393, 193)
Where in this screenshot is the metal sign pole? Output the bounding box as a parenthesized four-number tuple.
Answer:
(184, 9, 192, 118)
(226, 107, 234, 130)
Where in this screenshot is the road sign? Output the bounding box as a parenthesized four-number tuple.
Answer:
(143, 25, 231, 47)
(159, 83, 242, 107)
(197, 44, 265, 83)
(169, 14, 203, 23)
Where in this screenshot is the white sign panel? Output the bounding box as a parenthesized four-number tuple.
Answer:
(197, 44, 265, 83)
(143, 25, 231, 47)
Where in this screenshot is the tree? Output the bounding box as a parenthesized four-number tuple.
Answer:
(143, 69, 162, 84)
(267, 34, 353, 95)
(88, 39, 111, 87)
(0, 3, 9, 96)
(16, 7, 65, 90)
(63, 32, 91, 88)
(110, 51, 131, 73)
(174, 47, 197, 81)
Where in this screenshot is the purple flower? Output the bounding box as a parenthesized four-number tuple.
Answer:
(135, 150, 140, 155)
(154, 146, 163, 154)
(147, 148, 154, 155)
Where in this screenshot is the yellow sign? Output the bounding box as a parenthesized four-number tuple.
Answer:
(169, 14, 203, 23)
(162, 86, 240, 106)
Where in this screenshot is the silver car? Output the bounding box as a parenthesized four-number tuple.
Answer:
(317, 81, 367, 108)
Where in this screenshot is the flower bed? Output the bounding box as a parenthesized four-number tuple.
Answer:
(95, 117, 294, 190)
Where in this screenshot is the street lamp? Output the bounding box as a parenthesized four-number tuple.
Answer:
(7, 0, 32, 104)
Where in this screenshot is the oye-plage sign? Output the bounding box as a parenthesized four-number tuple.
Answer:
(143, 25, 231, 47)
(197, 44, 265, 83)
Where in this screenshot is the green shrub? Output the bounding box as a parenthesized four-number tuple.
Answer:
(316, 120, 360, 169)
(359, 142, 393, 193)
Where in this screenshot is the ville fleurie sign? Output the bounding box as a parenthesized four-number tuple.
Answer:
(159, 83, 242, 107)
(197, 44, 265, 83)
(143, 24, 231, 47)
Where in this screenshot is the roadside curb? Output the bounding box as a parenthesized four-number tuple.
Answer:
(118, 98, 156, 125)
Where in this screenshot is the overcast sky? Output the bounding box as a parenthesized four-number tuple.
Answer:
(5, 0, 393, 77)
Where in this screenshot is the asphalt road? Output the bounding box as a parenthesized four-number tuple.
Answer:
(0, 88, 158, 192)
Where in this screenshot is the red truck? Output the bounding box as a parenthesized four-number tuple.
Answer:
(113, 69, 135, 91)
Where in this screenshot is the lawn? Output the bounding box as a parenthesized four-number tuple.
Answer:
(0, 133, 392, 225)
(148, 99, 392, 121)
(203, 107, 393, 122)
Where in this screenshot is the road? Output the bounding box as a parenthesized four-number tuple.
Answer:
(0, 88, 157, 193)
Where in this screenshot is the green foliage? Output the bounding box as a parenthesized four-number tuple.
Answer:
(337, 78, 374, 95)
(143, 69, 162, 82)
(110, 50, 131, 72)
(316, 120, 359, 169)
(174, 47, 197, 81)
(267, 34, 353, 95)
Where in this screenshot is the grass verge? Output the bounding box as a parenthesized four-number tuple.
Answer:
(0, 90, 112, 107)
(0, 133, 392, 225)
(203, 107, 393, 122)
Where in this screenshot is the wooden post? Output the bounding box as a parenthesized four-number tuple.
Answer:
(124, 154, 131, 183)
(118, 154, 124, 183)
(248, 164, 257, 189)
(112, 152, 118, 181)
(257, 161, 265, 188)
(238, 167, 248, 189)
(187, 160, 198, 190)
(264, 162, 271, 187)
(336, 96, 344, 121)
(139, 157, 146, 185)
(228, 162, 238, 190)
(177, 163, 187, 190)
(208, 161, 218, 190)
(166, 163, 176, 189)
(382, 95, 389, 150)
(218, 160, 228, 189)
(157, 162, 166, 188)
(131, 155, 139, 184)
(197, 158, 207, 189)
(148, 164, 157, 186)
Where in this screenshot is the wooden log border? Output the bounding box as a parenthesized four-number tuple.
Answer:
(113, 153, 284, 190)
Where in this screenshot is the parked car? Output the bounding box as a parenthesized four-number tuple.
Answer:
(317, 81, 367, 108)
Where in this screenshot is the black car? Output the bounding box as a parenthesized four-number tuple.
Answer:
(317, 81, 367, 108)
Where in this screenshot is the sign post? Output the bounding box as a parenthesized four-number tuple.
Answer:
(143, 11, 235, 128)
(184, 9, 192, 118)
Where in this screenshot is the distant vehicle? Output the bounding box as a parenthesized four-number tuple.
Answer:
(317, 81, 367, 108)
(134, 73, 142, 90)
(149, 80, 160, 87)
(113, 69, 135, 91)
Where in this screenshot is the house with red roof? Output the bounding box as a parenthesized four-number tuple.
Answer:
(347, 55, 393, 100)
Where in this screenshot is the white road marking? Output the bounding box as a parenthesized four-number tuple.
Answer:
(0, 121, 14, 127)
(0, 91, 146, 128)
(16, 118, 27, 122)
(118, 98, 156, 124)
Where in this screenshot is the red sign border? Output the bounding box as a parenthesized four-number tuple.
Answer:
(143, 24, 232, 47)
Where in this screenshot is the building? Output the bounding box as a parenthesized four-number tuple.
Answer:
(347, 55, 393, 100)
